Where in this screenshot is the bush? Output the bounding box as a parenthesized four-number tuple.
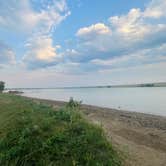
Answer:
(0, 81, 5, 92)
(66, 97, 82, 110)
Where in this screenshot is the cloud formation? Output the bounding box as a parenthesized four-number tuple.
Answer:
(23, 35, 63, 69)
(0, 0, 70, 69)
(0, 41, 15, 65)
(71, 0, 166, 72)
(0, 0, 166, 87)
(1, 0, 166, 72)
(20, 0, 166, 73)
(77, 23, 111, 39)
(144, 0, 166, 18)
(0, 0, 70, 33)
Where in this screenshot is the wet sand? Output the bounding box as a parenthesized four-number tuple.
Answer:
(28, 97, 166, 166)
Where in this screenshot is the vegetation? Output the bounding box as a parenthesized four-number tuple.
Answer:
(0, 81, 5, 92)
(140, 83, 154, 87)
(0, 94, 121, 166)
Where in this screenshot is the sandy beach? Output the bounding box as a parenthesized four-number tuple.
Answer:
(27, 97, 166, 166)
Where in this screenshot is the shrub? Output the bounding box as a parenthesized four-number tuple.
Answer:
(0, 81, 5, 92)
(66, 97, 82, 110)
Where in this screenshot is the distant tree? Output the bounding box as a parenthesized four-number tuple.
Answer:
(0, 81, 5, 92)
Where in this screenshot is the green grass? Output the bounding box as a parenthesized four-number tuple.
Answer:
(0, 94, 121, 166)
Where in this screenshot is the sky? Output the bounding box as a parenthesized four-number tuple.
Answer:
(0, 0, 166, 88)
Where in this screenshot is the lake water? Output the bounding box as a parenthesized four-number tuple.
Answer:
(21, 87, 166, 116)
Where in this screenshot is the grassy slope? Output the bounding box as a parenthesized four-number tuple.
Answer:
(0, 94, 121, 166)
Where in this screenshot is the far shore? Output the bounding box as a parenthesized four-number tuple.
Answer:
(25, 96, 166, 166)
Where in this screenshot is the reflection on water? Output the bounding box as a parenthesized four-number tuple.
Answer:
(22, 87, 166, 116)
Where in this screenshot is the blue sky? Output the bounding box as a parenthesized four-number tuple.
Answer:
(0, 0, 166, 88)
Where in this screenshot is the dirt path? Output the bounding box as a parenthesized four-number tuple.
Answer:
(30, 97, 166, 166)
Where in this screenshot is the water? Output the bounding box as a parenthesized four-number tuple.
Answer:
(21, 87, 166, 116)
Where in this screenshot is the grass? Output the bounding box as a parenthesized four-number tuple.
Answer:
(0, 94, 122, 166)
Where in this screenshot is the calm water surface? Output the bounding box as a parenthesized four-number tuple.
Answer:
(22, 87, 166, 116)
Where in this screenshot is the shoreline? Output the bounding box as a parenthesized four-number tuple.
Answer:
(23, 95, 166, 118)
(24, 96, 166, 130)
(26, 96, 166, 166)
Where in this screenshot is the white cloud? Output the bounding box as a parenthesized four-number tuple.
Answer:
(91, 55, 139, 66)
(91, 44, 166, 69)
(73, 0, 166, 67)
(0, 0, 70, 34)
(109, 8, 150, 39)
(51, 62, 81, 74)
(144, 0, 166, 18)
(0, 0, 39, 32)
(23, 35, 63, 69)
(2, 61, 166, 88)
(1, 0, 166, 85)
(0, 0, 71, 69)
(25, 36, 58, 61)
(0, 0, 70, 69)
(95, 61, 166, 85)
(77, 23, 111, 38)
(20, 0, 166, 72)
(0, 41, 15, 65)
(75, 24, 113, 53)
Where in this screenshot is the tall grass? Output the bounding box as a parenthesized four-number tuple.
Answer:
(0, 94, 121, 166)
